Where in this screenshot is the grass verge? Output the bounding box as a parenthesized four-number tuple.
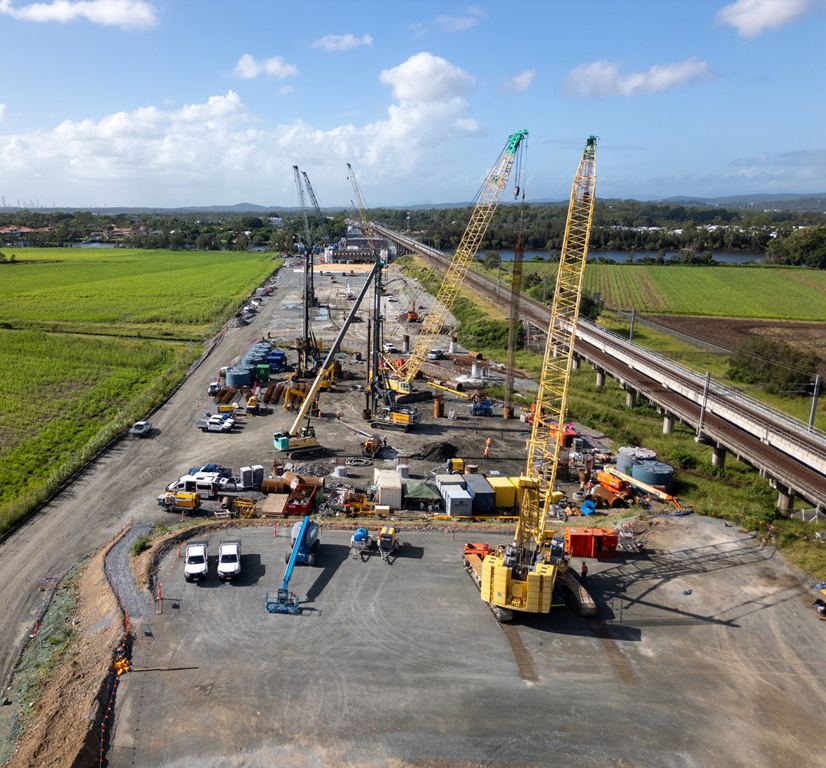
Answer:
(397, 256, 826, 580)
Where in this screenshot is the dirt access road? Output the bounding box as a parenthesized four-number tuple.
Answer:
(0, 263, 292, 678)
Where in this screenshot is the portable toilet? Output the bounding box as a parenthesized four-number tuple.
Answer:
(238, 466, 254, 490)
(252, 465, 264, 487)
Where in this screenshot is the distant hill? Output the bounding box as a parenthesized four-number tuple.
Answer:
(659, 193, 826, 211)
(3, 192, 826, 215)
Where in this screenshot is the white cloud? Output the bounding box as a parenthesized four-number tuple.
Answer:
(717, 0, 812, 37)
(311, 33, 373, 52)
(434, 5, 485, 31)
(380, 51, 474, 103)
(0, 0, 157, 29)
(0, 52, 482, 206)
(506, 70, 535, 92)
(278, 85, 294, 96)
(565, 57, 710, 97)
(233, 53, 297, 80)
(0, 104, 6, 122)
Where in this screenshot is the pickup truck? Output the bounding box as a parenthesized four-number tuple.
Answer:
(217, 539, 242, 581)
(184, 541, 209, 582)
(197, 417, 235, 433)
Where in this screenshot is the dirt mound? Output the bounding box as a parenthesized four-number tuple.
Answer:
(411, 441, 458, 462)
(4, 543, 123, 768)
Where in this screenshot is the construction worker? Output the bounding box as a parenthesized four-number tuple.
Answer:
(580, 562, 589, 583)
(484, 437, 491, 459)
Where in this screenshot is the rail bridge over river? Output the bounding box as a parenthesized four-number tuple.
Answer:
(372, 222, 826, 515)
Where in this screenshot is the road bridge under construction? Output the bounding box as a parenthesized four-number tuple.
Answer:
(372, 222, 826, 515)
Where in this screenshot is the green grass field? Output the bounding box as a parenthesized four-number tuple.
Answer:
(0, 247, 278, 339)
(0, 330, 196, 533)
(0, 247, 282, 535)
(479, 261, 826, 320)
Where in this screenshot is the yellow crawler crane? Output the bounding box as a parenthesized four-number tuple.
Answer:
(392, 130, 528, 394)
(481, 136, 598, 620)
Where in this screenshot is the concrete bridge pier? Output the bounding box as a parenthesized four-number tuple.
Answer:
(572, 353, 581, 371)
(775, 483, 796, 517)
(711, 444, 727, 470)
(662, 412, 675, 435)
(625, 388, 637, 408)
(595, 367, 605, 389)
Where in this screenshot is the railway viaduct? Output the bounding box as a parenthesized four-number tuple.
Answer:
(371, 222, 826, 515)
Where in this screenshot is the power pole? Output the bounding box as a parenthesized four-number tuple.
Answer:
(697, 371, 711, 437)
(809, 374, 821, 432)
(503, 233, 525, 419)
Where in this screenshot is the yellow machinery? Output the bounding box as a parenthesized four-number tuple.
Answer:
(392, 130, 528, 395)
(234, 497, 256, 518)
(480, 136, 598, 619)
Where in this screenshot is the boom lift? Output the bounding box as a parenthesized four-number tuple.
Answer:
(274, 260, 384, 458)
(473, 136, 599, 621)
(265, 515, 318, 614)
(391, 130, 528, 394)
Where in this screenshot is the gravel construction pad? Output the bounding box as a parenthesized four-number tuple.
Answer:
(109, 519, 826, 768)
(105, 522, 155, 619)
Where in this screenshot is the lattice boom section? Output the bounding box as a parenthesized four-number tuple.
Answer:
(402, 133, 526, 382)
(519, 138, 597, 549)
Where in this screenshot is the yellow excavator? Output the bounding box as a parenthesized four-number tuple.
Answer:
(464, 136, 599, 622)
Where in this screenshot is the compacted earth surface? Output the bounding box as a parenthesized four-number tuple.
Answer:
(108, 518, 826, 768)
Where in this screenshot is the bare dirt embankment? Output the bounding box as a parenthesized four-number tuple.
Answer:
(4, 540, 125, 768)
(649, 314, 826, 373)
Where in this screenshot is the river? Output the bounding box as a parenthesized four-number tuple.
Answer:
(458, 249, 764, 264)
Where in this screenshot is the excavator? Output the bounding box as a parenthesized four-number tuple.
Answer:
(463, 136, 599, 622)
(389, 130, 528, 397)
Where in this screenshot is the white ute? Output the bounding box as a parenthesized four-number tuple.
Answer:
(217, 540, 242, 581)
(184, 541, 209, 582)
(196, 416, 235, 433)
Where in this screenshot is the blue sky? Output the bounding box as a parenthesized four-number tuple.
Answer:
(0, 0, 824, 207)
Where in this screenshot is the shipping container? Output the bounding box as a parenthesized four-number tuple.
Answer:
(463, 474, 496, 516)
(443, 485, 472, 517)
(486, 476, 516, 509)
(435, 473, 467, 492)
(375, 469, 403, 510)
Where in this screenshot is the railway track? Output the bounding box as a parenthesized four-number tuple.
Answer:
(373, 223, 826, 511)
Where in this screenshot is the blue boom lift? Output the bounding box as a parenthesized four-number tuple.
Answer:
(265, 515, 318, 614)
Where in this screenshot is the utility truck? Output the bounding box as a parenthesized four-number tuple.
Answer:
(217, 540, 242, 581)
(184, 541, 209, 582)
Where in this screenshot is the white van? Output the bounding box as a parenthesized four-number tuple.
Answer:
(166, 472, 223, 498)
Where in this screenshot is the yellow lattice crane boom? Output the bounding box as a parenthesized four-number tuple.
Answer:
(481, 136, 598, 618)
(394, 130, 528, 389)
